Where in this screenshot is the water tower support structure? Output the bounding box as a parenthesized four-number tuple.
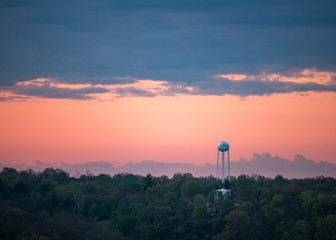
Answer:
(216, 151, 219, 180)
(228, 149, 231, 181)
(217, 141, 230, 183)
(228, 149, 230, 181)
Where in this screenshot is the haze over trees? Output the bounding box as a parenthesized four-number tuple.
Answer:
(0, 167, 335, 240)
(5, 153, 336, 179)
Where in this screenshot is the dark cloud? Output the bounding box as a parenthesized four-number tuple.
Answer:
(193, 78, 336, 97)
(0, 96, 22, 101)
(1, 72, 336, 100)
(58, 76, 138, 85)
(10, 84, 109, 100)
(90, 77, 137, 85)
(3, 153, 335, 178)
(162, 84, 193, 96)
(115, 87, 156, 97)
(1, 0, 335, 86)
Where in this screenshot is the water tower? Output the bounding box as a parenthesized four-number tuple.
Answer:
(217, 141, 230, 183)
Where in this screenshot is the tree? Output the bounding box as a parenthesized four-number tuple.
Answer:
(224, 179, 231, 189)
(315, 215, 336, 240)
(234, 175, 259, 201)
(220, 210, 255, 240)
(1, 167, 336, 240)
(303, 192, 336, 217)
(142, 173, 155, 191)
(262, 194, 284, 223)
(181, 180, 207, 197)
(192, 206, 207, 224)
(40, 168, 70, 184)
(113, 214, 136, 236)
(218, 198, 235, 216)
(0, 167, 17, 175)
(14, 181, 27, 194)
(292, 220, 311, 240)
(136, 222, 169, 240)
(273, 175, 290, 186)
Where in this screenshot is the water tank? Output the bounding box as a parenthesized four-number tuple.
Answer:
(218, 141, 229, 152)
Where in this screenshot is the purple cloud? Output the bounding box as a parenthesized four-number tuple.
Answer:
(2, 153, 335, 178)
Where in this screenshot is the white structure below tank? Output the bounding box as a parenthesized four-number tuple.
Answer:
(216, 188, 232, 199)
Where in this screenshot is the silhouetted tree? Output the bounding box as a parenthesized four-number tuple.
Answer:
(220, 210, 255, 240)
(142, 173, 155, 191)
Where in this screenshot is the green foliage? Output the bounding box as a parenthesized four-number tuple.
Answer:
(218, 198, 235, 215)
(0, 167, 17, 175)
(136, 222, 169, 240)
(0, 167, 336, 240)
(315, 215, 336, 240)
(292, 220, 311, 240)
(192, 206, 207, 223)
(142, 173, 155, 191)
(113, 214, 136, 236)
(302, 191, 336, 217)
(208, 189, 217, 203)
(180, 180, 207, 197)
(220, 210, 254, 240)
(234, 174, 259, 201)
(262, 194, 285, 225)
(224, 179, 231, 189)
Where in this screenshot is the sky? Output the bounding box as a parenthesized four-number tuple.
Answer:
(1, 0, 336, 177)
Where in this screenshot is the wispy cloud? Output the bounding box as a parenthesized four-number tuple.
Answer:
(195, 69, 336, 97)
(0, 78, 109, 100)
(115, 87, 156, 98)
(0, 77, 186, 100)
(1, 69, 336, 101)
(214, 68, 336, 84)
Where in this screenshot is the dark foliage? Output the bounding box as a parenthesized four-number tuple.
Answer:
(0, 168, 335, 240)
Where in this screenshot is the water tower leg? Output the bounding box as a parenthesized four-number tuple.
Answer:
(228, 149, 230, 181)
(216, 150, 219, 180)
(222, 151, 225, 183)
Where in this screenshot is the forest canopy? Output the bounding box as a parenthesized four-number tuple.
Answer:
(0, 167, 335, 240)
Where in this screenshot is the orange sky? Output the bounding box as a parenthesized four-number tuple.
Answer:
(1, 0, 336, 174)
(1, 90, 336, 167)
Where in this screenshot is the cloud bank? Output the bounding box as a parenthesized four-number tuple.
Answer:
(2, 153, 335, 179)
(1, 69, 336, 101)
(1, 0, 335, 90)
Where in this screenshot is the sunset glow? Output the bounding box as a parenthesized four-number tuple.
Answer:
(1, 1, 336, 177)
(1, 88, 335, 168)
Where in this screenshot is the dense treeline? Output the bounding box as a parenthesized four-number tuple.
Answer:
(0, 167, 335, 240)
